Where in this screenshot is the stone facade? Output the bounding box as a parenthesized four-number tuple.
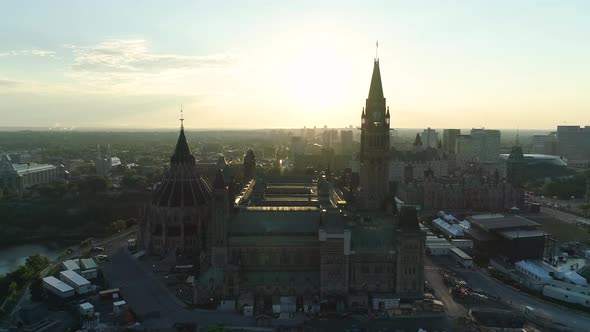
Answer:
(359, 59, 391, 210)
(140, 59, 426, 312)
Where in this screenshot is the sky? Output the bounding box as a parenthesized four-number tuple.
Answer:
(1, 0, 589, 130)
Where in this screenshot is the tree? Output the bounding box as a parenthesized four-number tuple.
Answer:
(30, 276, 46, 302)
(110, 219, 127, 233)
(25, 254, 50, 273)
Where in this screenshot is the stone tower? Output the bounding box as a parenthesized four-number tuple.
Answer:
(211, 168, 230, 267)
(359, 59, 391, 210)
(395, 206, 425, 299)
(140, 119, 213, 264)
(243, 149, 256, 181)
(506, 145, 525, 188)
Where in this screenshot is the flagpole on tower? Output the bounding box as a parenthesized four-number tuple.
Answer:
(376, 40, 379, 60)
(180, 105, 184, 129)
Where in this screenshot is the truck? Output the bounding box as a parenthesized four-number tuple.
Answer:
(127, 238, 137, 251)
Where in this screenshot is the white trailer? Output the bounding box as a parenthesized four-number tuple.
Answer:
(62, 259, 80, 273)
(60, 270, 91, 295)
(43, 276, 75, 298)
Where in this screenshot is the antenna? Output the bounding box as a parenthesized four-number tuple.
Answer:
(516, 128, 520, 146)
(180, 105, 184, 129)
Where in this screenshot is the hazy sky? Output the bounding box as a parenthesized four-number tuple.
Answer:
(1, 1, 589, 130)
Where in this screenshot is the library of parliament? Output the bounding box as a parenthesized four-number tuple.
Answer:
(139, 57, 426, 310)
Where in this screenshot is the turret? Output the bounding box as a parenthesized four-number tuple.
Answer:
(243, 149, 256, 181)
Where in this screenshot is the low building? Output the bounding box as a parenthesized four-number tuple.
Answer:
(113, 300, 128, 315)
(515, 260, 551, 284)
(0, 153, 62, 193)
(451, 239, 473, 249)
(59, 270, 91, 295)
(432, 218, 464, 238)
(43, 276, 75, 298)
(465, 214, 546, 262)
(79, 302, 94, 316)
(80, 258, 98, 279)
(426, 236, 454, 256)
(543, 279, 590, 307)
(450, 247, 473, 269)
(62, 259, 80, 273)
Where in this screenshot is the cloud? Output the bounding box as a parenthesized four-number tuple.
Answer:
(70, 39, 235, 73)
(0, 79, 19, 87)
(62, 39, 238, 96)
(0, 49, 56, 57)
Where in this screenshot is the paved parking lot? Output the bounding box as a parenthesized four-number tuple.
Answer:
(102, 247, 255, 329)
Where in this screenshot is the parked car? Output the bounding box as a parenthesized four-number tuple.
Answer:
(95, 254, 109, 261)
(91, 246, 105, 253)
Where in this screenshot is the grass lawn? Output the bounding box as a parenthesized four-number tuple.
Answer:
(527, 216, 590, 244)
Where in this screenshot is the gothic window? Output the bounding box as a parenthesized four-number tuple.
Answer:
(280, 250, 288, 265)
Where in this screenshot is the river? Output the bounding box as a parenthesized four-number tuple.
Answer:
(0, 243, 64, 275)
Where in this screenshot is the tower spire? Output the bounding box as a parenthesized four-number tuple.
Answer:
(375, 40, 379, 60)
(180, 106, 184, 129)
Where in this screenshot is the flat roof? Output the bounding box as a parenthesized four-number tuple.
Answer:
(79, 302, 94, 310)
(471, 215, 539, 231)
(230, 210, 320, 234)
(499, 229, 546, 239)
(80, 258, 97, 270)
(471, 213, 505, 220)
(464, 227, 497, 242)
(43, 276, 74, 293)
(450, 247, 472, 260)
(60, 270, 91, 286)
(62, 259, 80, 270)
(427, 243, 454, 249)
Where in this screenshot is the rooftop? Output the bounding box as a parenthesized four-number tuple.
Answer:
(43, 276, 74, 293)
(499, 229, 547, 239)
(62, 259, 80, 271)
(470, 215, 540, 231)
(229, 210, 320, 234)
(450, 247, 472, 260)
(60, 270, 91, 286)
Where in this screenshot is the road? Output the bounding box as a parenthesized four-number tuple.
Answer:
(7, 227, 137, 319)
(102, 247, 256, 329)
(539, 206, 583, 224)
(424, 257, 467, 318)
(457, 267, 590, 332)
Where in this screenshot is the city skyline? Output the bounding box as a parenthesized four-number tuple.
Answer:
(1, 1, 589, 130)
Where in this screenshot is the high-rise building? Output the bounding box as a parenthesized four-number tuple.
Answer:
(290, 136, 307, 157)
(442, 129, 461, 154)
(421, 128, 438, 149)
(556, 126, 590, 161)
(455, 129, 501, 165)
(532, 133, 557, 155)
(359, 59, 390, 210)
(340, 130, 353, 154)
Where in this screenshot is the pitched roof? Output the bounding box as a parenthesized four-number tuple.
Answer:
(170, 128, 195, 165)
(152, 126, 212, 207)
(368, 60, 384, 101)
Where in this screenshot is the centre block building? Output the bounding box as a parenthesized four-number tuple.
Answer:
(139, 58, 425, 311)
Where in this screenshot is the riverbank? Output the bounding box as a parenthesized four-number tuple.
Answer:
(0, 242, 70, 276)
